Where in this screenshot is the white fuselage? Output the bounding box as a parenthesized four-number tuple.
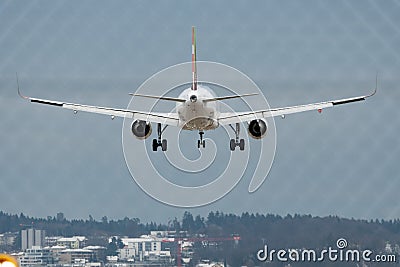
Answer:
(176, 85, 219, 130)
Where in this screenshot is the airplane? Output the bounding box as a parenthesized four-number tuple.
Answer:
(18, 27, 377, 152)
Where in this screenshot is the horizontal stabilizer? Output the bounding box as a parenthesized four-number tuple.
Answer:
(129, 93, 186, 103)
(203, 93, 258, 103)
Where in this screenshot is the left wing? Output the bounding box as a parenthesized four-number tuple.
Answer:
(17, 82, 179, 126)
(218, 87, 377, 126)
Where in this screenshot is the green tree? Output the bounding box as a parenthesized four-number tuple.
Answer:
(106, 237, 124, 256)
(106, 237, 118, 256)
(182, 212, 195, 232)
(194, 215, 205, 232)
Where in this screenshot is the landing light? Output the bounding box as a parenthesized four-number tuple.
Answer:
(190, 95, 197, 103)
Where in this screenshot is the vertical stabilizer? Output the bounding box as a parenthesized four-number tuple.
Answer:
(191, 26, 197, 91)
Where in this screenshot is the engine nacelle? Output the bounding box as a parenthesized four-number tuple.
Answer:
(131, 120, 152, 139)
(248, 119, 268, 139)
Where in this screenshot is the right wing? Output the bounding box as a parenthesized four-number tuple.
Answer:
(218, 87, 377, 125)
(18, 83, 179, 126)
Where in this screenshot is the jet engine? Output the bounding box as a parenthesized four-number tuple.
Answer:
(131, 120, 152, 139)
(247, 119, 267, 139)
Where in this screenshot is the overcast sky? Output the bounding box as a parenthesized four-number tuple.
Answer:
(1, 0, 399, 222)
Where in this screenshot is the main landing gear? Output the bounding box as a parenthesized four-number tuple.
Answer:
(197, 131, 205, 148)
(152, 123, 168, 151)
(229, 123, 244, 151)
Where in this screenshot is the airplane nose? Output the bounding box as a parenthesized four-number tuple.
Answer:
(190, 95, 197, 102)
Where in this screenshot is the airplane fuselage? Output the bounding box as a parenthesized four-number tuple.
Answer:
(177, 86, 219, 131)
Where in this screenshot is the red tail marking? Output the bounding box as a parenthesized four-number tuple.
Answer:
(191, 26, 197, 91)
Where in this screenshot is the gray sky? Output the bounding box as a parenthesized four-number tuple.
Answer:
(1, 0, 399, 222)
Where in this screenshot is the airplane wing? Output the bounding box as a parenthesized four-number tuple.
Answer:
(217, 87, 377, 126)
(18, 85, 179, 126)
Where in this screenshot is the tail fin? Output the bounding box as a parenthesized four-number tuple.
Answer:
(191, 26, 197, 91)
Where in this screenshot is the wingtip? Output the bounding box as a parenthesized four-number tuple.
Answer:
(369, 72, 378, 97)
(364, 73, 378, 99)
(370, 87, 377, 97)
(16, 72, 27, 99)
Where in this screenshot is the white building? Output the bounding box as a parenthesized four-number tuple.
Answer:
(149, 230, 177, 238)
(196, 260, 224, 267)
(118, 235, 168, 262)
(118, 243, 136, 261)
(45, 236, 63, 247)
(19, 246, 54, 267)
(21, 229, 46, 251)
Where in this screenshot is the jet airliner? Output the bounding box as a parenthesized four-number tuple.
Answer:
(18, 27, 376, 151)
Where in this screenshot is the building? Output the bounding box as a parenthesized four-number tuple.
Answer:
(0, 232, 17, 247)
(149, 231, 177, 238)
(144, 250, 172, 263)
(120, 236, 162, 261)
(48, 245, 67, 263)
(59, 248, 94, 264)
(21, 229, 46, 251)
(118, 235, 172, 262)
(57, 236, 87, 249)
(83, 246, 107, 262)
(19, 246, 54, 267)
(196, 260, 224, 267)
(118, 243, 136, 261)
(45, 236, 63, 247)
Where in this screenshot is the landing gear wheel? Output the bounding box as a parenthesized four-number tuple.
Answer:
(152, 139, 158, 151)
(230, 139, 236, 151)
(152, 123, 168, 151)
(161, 139, 167, 151)
(198, 140, 205, 148)
(229, 123, 245, 151)
(198, 131, 205, 149)
(239, 139, 245, 151)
